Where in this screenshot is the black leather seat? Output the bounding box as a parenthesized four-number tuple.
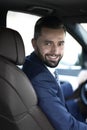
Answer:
(0, 28, 54, 130)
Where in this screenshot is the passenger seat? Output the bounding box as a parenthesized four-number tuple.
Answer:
(0, 27, 54, 130)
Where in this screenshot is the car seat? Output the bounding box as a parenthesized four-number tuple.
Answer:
(0, 27, 54, 130)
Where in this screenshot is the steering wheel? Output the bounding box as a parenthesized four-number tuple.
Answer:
(80, 81, 87, 105)
(66, 80, 87, 115)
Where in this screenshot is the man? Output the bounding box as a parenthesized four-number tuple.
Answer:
(22, 16, 87, 130)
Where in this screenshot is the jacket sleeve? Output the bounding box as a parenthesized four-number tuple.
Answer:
(22, 57, 87, 130)
(31, 73, 87, 130)
(61, 81, 86, 122)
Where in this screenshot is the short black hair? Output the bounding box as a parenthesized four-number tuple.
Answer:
(34, 16, 66, 39)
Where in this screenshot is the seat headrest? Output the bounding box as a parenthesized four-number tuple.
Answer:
(0, 28, 25, 65)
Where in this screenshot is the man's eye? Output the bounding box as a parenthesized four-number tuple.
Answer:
(59, 41, 64, 46)
(45, 41, 51, 45)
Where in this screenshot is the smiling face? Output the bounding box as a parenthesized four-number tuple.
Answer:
(32, 27, 65, 68)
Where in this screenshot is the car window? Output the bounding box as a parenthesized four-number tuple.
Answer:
(59, 32, 82, 68)
(7, 11, 40, 56)
(81, 23, 87, 30)
(7, 11, 82, 68)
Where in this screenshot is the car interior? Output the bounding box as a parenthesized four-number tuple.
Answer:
(0, 0, 87, 129)
(0, 27, 54, 130)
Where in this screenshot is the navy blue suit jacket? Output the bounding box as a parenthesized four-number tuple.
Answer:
(22, 52, 87, 130)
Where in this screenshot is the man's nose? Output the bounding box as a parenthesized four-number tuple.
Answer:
(51, 44, 59, 54)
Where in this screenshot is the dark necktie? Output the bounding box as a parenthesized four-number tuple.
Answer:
(54, 70, 65, 103)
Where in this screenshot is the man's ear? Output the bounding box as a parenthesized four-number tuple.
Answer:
(31, 38, 37, 50)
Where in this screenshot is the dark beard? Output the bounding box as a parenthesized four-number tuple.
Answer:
(35, 48, 62, 68)
(44, 57, 61, 68)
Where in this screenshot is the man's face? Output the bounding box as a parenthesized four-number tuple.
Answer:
(32, 27, 65, 68)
